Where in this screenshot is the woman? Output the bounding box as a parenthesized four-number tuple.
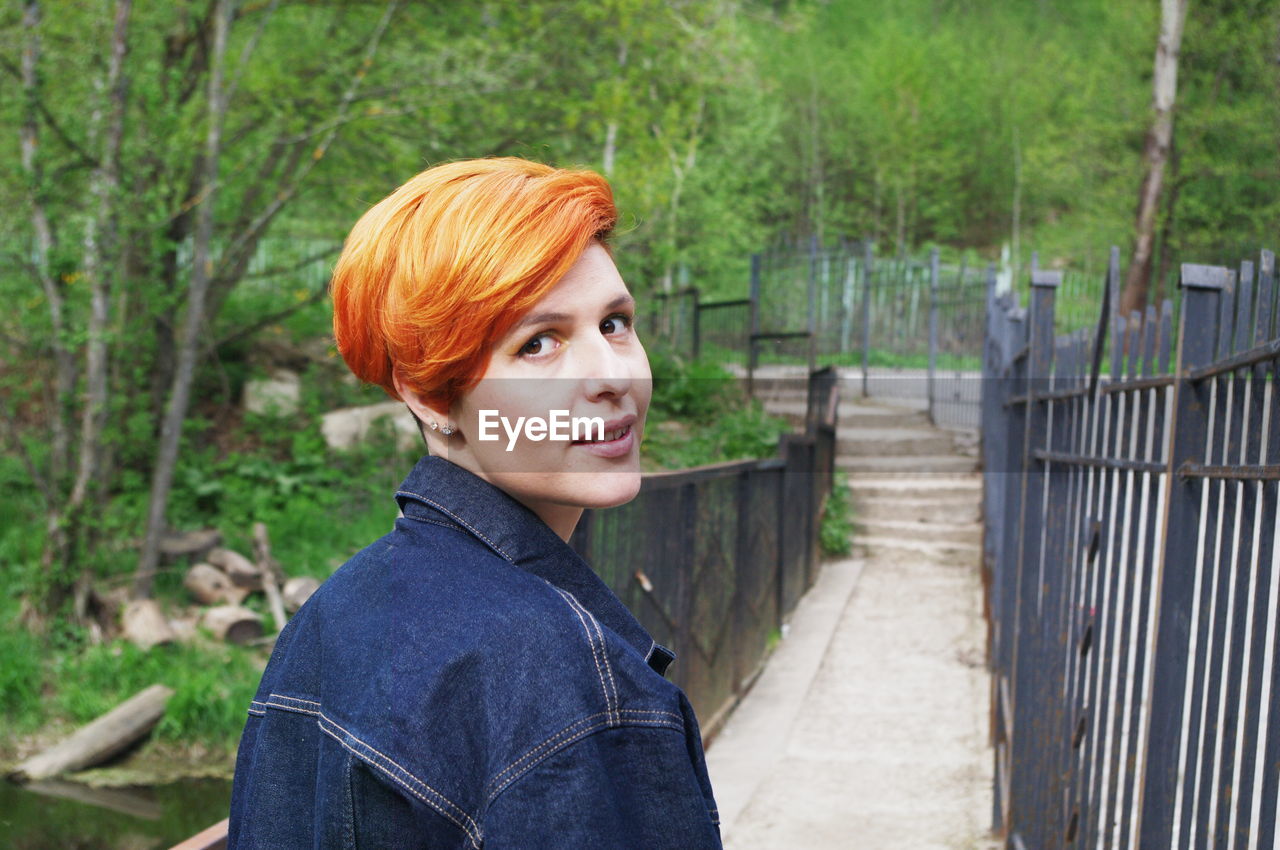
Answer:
(227, 158, 722, 849)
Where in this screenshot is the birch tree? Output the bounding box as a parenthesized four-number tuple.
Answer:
(1121, 0, 1189, 316)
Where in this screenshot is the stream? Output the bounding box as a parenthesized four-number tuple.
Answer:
(0, 776, 231, 849)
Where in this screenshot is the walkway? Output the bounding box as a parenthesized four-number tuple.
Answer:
(706, 389, 996, 849)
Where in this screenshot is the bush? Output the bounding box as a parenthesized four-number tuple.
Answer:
(819, 476, 855, 557)
(642, 347, 790, 470)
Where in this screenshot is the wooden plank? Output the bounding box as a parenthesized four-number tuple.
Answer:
(168, 818, 229, 850)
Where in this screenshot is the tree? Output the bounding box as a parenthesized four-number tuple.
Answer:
(1122, 0, 1189, 316)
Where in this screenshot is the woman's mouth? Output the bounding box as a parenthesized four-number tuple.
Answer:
(572, 424, 636, 458)
(572, 425, 631, 445)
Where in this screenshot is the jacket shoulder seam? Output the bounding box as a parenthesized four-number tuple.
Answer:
(484, 710, 685, 807)
(251, 691, 484, 849)
(551, 587, 622, 724)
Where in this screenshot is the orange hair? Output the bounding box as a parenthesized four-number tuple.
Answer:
(330, 157, 617, 411)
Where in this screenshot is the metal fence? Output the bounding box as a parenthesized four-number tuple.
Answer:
(983, 247, 1280, 848)
(647, 240, 989, 430)
(569, 366, 839, 740)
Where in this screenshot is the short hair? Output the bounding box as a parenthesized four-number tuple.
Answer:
(330, 157, 617, 411)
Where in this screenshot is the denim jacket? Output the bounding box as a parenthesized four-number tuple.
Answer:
(227, 455, 721, 849)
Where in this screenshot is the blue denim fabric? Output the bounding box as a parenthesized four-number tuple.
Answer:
(227, 455, 721, 849)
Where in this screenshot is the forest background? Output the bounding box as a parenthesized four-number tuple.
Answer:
(2, 0, 1278, 764)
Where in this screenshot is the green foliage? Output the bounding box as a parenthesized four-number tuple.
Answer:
(52, 641, 262, 746)
(642, 346, 790, 469)
(0, 616, 43, 727)
(647, 347, 742, 421)
(819, 476, 855, 557)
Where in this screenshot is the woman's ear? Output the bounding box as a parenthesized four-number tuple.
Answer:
(392, 367, 449, 429)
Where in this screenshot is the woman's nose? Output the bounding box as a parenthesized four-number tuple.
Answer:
(579, 336, 633, 400)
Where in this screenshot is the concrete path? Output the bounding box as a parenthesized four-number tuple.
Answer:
(706, 395, 996, 849)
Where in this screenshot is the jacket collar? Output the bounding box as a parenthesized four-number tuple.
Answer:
(394, 454, 674, 676)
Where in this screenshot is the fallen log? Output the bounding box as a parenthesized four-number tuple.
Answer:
(8, 684, 174, 783)
(159, 529, 221, 561)
(122, 599, 176, 650)
(206, 547, 261, 590)
(282, 576, 320, 612)
(201, 605, 263, 645)
(184, 563, 248, 605)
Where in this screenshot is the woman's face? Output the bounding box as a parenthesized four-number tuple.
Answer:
(430, 241, 652, 539)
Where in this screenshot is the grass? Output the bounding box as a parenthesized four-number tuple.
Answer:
(819, 476, 855, 558)
(641, 347, 792, 470)
(1, 342, 800, 770)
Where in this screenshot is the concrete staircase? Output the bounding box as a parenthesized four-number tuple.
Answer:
(717, 369, 995, 848)
(754, 371, 983, 560)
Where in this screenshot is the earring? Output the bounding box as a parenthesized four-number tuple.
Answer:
(429, 421, 439, 431)
(440, 424, 455, 436)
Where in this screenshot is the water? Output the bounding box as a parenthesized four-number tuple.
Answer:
(0, 777, 231, 849)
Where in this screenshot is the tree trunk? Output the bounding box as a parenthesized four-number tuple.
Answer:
(22, 0, 77, 608)
(134, 0, 234, 599)
(602, 40, 627, 178)
(9, 685, 173, 782)
(1011, 124, 1022, 289)
(1121, 0, 1188, 317)
(69, 0, 132, 515)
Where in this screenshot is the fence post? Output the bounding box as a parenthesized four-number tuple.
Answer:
(749, 254, 761, 399)
(1007, 267, 1061, 849)
(841, 249, 856, 352)
(928, 247, 940, 425)
(862, 240, 873, 397)
(691, 286, 702, 360)
(1136, 264, 1229, 847)
(808, 234, 819, 373)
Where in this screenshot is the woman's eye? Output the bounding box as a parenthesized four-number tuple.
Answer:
(601, 313, 634, 335)
(519, 333, 557, 358)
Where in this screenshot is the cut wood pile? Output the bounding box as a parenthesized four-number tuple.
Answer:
(120, 521, 321, 651)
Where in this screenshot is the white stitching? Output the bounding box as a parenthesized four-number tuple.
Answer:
(319, 713, 480, 835)
(261, 700, 319, 716)
(403, 515, 465, 532)
(319, 721, 482, 850)
(485, 713, 685, 804)
(251, 692, 481, 848)
(553, 588, 614, 723)
(582, 604, 620, 721)
(396, 490, 515, 563)
(561, 591, 620, 724)
(485, 709, 683, 794)
(318, 711, 483, 846)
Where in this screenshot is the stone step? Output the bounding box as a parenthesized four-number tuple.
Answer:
(849, 534, 982, 561)
(836, 428, 957, 457)
(838, 454, 978, 474)
(762, 400, 932, 430)
(856, 517, 983, 546)
(855, 497, 982, 523)
(847, 475, 982, 502)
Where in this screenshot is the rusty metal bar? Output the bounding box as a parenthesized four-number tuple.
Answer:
(1033, 448, 1165, 475)
(1176, 461, 1280, 481)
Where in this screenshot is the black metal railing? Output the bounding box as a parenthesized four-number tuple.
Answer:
(647, 240, 989, 430)
(983, 247, 1280, 848)
(570, 366, 839, 740)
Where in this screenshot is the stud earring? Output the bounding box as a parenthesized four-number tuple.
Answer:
(440, 424, 455, 436)
(429, 421, 439, 431)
